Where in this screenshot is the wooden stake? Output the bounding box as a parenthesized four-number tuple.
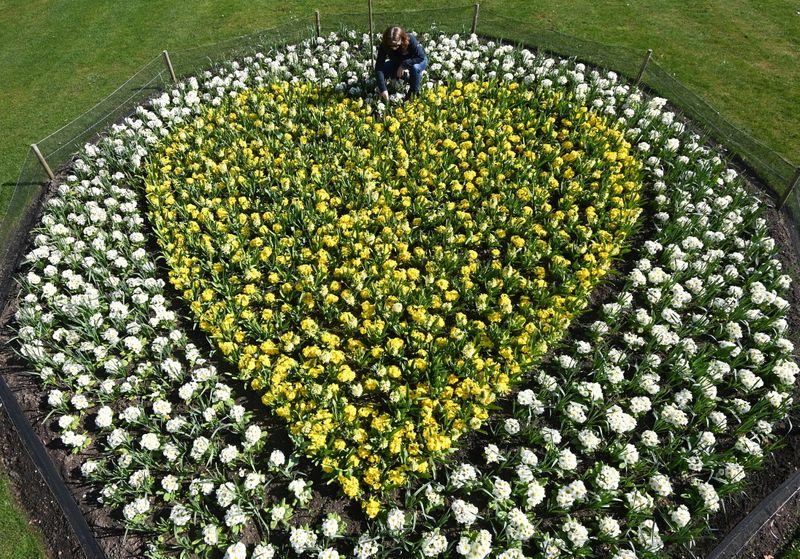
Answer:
(31, 143, 54, 181)
(472, 4, 480, 35)
(778, 167, 800, 210)
(635, 48, 653, 87)
(315, 10, 321, 38)
(368, 0, 375, 64)
(162, 50, 177, 84)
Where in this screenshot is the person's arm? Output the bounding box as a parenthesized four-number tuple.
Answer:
(401, 35, 427, 68)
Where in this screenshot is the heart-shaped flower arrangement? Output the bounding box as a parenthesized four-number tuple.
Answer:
(145, 79, 643, 514)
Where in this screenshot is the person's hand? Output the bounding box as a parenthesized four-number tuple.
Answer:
(380, 90, 389, 102)
(396, 66, 406, 79)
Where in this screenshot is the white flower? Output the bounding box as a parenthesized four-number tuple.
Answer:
(507, 508, 535, 541)
(638, 514, 669, 549)
(140, 433, 160, 451)
(162, 443, 179, 462)
(563, 519, 589, 547)
(626, 489, 654, 513)
(497, 550, 526, 559)
(577, 429, 601, 452)
(107, 428, 127, 448)
(223, 542, 247, 559)
(519, 448, 538, 466)
(289, 526, 317, 554)
(649, 473, 673, 496)
(216, 482, 237, 508)
(664, 137, 680, 151)
(577, 382, 603, 401)
(723, 461, 746, 483)
(484, 444, 503, 464)
(504, 418, 521, 435)
(526, 479, 546, 508)
(319, 548, 340, 559)
(191, 436, 210, 459)
(47, 389, 64, 408)
(244, 472, 265, 491)
(557, 448, 578, 471)
(424, 483, 445, 508)
(694, 480, 720, 511)
(321, 515, 340, 537)
(386, 508, 406, 532)
(540, 427, 562, 445)
(80, 460, 98, 477)
(95, 406, 113, 428)
(122, 496, 150, 521)
(735, 436, 763, 457)
(152, 399, 172, 417)
(641, 430, 659, 447)
(456, 530, 492, 559)
(225, 505, 247, 527)
(774, 358, 799, 385)
(253, 543, 276, 559)
(161, 474, 179, 493)
(557, 355, 577, 369)
(123, 335, 142, 354)
(660, 403, 689, 428)
(599, 516, 621, 538)
(421, 529, 448, 556)
(271, 503, 289, 524)
(289, 478, 308, 499)
(451, 499, 479, 525)
(628, 396, 651, 415)
(516, 464, 534, 484)
(121, 406, 142, 423)
(451, 463, 479, 488)
(219, 444, 239, 464)
(670, 504, 691, 528)
(203, 524, 218, 546)
(269, 449, 286, 468)
(565, 402, 587, 423)
(607, 405, 637, 433)
(517, 389, 535, 406)
(70, 393, 90, 410)
(619, 444, 639, 467)
(170, 504, 192, 526)
(353, 537, 378, 559)
(596, 464, 620, 491)
(556, 480, 586, 509)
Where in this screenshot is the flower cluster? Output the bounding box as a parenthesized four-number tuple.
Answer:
(12, 30, 797, 559)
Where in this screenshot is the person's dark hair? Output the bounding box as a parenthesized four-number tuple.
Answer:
(381, 26, 409, 51)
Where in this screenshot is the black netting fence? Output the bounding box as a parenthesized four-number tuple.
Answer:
(2, 5, 798, 298)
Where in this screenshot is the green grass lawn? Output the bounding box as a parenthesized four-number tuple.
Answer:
(0, 474, 45, 559)
(1, 1, 798, 203)
(783, 541, 800, 559)
(0, 0, 798, 553)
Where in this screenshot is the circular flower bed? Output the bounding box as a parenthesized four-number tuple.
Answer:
(13, 32, 798, 559)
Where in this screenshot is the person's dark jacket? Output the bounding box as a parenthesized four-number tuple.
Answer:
(375, 34, 427, 70)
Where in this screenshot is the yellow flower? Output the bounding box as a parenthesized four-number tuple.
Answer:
(339, 475, 360, 498)
(336, 365, 355, 383)
(363, 498, 380, 519)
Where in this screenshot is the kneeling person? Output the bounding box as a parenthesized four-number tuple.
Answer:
(375, 26, 428, 101)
